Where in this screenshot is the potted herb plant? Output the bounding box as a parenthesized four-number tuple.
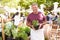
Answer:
(12, 27, 28, 40)
(32, 20, 39, 30)
(4, 21, 15, 40)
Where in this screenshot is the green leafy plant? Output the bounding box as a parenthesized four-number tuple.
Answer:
(32, 20, 39, 30)
(4, 22, 29, 40)
(12, 28, 18, 39)
(4, 21, 15, 37)
(17, 32, 28, 40)
(12, 26, 29, 40)
(12, 27, 24, 39)
(24, 27, 30, 36)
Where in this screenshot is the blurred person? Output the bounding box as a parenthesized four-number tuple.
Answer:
(26, 3, 46, 40)
(55, 13, 60, 26)
(52, 13, 59, 21)
(13, 12, 20, 27)
(0, 13, 8, 23)
(20, 12, 23, 17)
(0, 16, 2, 37)
(46, 11, 53, 24)
(20, 13, 24, 22)
(13, 12, 23, 27)
(20, 12, 25, 23)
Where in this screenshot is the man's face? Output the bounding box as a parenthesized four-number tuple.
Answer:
(32, 5, 38, 13)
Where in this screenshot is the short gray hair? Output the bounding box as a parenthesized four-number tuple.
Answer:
(31, 3, 38, 6)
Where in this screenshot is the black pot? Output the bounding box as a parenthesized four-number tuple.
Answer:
(5, 35, 8, 40)
(12, 38, 17, 40)
(7, 37, 13, 40)
(27, 33, 30, 36)
(13, 37, 24, 40)
(34, 25, 39, 30)
(26, 32, 30, 36)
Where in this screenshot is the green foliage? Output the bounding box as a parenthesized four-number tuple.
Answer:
(25, 12, 29, 16)
(4, 21, 15, 37)
(18, 27, 25, 32)
(0, 0, 60, 9)
(24, 27, 30, 36)
(11, 26, 30, 40)
(0, 0, 20, 8)
(4, 21, 30, 40)
(32, 20, 39, 27)
(17, 32, 28, 40)
(0, 8, 5, 14)
(12, 28, 18, 39)
(12, 27, 28, 40)
(32, 20, 39, 30)
(36, 0, 46, 7)
(18, 0, 31, 9)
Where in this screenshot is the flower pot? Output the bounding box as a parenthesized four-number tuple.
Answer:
(34, 25, 39, 30)
(14, 37, 24, 40)
(27, 33, 30, 36)
(19, 37, 24, 40)
(7, 37, 13, 40)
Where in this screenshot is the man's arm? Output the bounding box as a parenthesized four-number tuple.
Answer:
(26, 21, 35, 29)
(26, 15, 35, 29)
(26, 21, 32, 28)
(42, 14, 47, 24)
(39, 15, 47, 29)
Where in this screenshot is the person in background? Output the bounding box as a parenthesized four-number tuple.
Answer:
(0, 13, 8, 23)
(46, 12, 53, 24)
(13, 12, 20, 27)
(55, 13, 60, 26)
(52, 13, 59, 21)
(0, 16, 2, 38)
(20, 12, 25, 23)
(20, 13, 24, 23)
(26, 3, 46, 40)
(20, 13, 23, 17)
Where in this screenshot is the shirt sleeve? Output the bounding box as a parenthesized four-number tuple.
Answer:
(43, 14, 46, 21)
(27, 15, 31, 22)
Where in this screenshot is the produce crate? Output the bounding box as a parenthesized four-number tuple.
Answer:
(49, 26, 60, 40)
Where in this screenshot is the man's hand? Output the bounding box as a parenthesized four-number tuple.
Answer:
(39, 23, 46, 29)
(39, 24, 43, 29)
(31, 25, 35, 30)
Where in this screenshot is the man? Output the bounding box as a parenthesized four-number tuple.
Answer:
(26, 3, 46, 40)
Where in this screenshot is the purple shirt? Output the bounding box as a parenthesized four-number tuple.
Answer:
(27, 12, 46, 25)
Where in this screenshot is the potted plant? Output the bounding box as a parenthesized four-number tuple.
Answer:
(17, 32, 28, 40)
(32, 20, 39, 30)
(11, 28, 18, 40)
(24, 27, 30, 36)
(4, 21, 15, 40)
(12, 27, 28, 40)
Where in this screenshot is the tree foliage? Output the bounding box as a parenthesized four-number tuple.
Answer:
(0, 0, 60, 9)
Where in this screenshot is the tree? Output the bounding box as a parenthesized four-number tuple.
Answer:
(0, 0, 60, 9)
(0, 0, 20, 8)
